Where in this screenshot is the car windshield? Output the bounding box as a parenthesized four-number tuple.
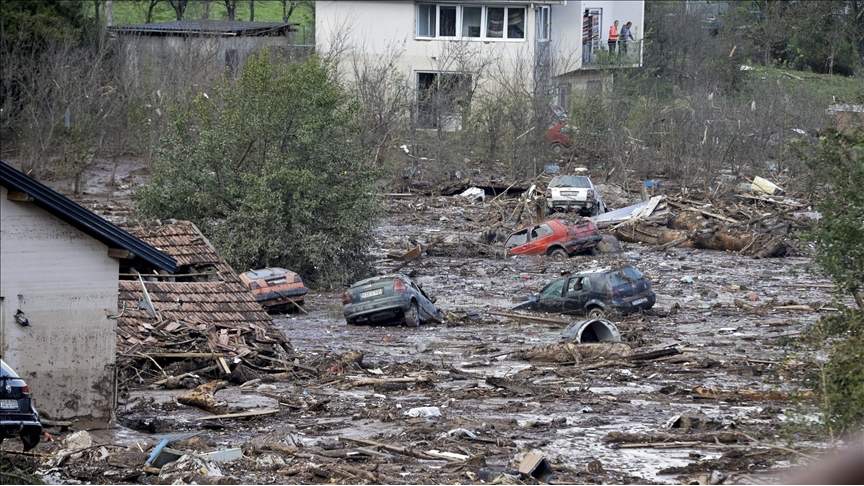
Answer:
(506, 230, 528, 248)
(540, 278, 566, 298)
(549, 176, 591, 188)
(0, 360, 18, 378)
(608, 271, 629, 287)
(622, 266, 644, 280)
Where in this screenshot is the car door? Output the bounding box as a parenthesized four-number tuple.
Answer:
(536, 278, 567, 312)
(412, 281, 441, 321)
(561, 276, 589, 313)
(528, 223, 557, 254)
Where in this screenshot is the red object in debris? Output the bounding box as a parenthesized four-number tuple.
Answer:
(545, 121, 573, 150)
(505, 219, 602, 260)
(239, 267, 308, 312)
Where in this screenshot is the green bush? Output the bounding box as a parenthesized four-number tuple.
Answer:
(822, 329, 864, 434)
(807, 130, 864, 308)
(137, 53, 379, 287)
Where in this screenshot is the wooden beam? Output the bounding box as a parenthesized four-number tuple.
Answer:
(108, 248, 135, 259)
(7, 190, 34, 202)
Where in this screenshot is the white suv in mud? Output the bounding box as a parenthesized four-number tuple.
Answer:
(546, 175, 605, 216)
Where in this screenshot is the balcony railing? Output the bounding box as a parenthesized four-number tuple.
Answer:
(582, 39, 643, 68)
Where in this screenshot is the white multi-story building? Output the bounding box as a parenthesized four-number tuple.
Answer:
(316, 0, 644, 122)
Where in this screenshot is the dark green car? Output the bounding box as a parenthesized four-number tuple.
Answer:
(514, 265, 655, 318)
(342, 274, 444, 326)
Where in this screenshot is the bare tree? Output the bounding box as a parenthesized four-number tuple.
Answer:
(348, 42, 411, 165)
(144, 0, 161, 23)
(224, 0, 238, 21)
(167, 0, 188, 21)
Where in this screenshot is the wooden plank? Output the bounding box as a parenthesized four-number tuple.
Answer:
(143, 352, 224, 359)
(487, 310, 570, 325)
(108, 248, 134, 259)
(196, 408, 280, 421)
(7, 190, 34, 202)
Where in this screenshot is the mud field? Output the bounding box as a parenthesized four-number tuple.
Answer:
(5, 180, 835, 485)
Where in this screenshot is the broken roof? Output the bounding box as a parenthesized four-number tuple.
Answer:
(117, 221, 291, 373)
(0, 160, 176, 273)
(108, 20, 294, 37)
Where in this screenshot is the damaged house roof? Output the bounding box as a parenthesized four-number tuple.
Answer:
(117, 221, 291, 380)
(0, 160, 177, 273)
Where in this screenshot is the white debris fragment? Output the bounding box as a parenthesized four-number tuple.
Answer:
(405, 406, 441, 418)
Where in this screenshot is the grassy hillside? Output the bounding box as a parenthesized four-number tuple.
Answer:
(88, 1, 314, 31)
(746, 66, 864, 105)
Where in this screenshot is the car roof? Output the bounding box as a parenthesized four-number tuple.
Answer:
(242, 267, 293, 279)
(513, 219, 564, 233)
(574, 265, 637, 277)
(350, 274, 408, 288)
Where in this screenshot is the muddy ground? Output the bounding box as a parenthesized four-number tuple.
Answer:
(1, 160, 837, 484)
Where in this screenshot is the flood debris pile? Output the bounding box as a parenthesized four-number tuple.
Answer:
(116, 221, 293, 388)
(601, 184, 813, 258)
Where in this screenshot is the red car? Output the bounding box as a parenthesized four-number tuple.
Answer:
(505, 219, 601, 260)
(545, 120, 573, 154)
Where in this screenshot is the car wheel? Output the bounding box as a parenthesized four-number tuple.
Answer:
(404, 301, 420, 327)
(587, 307, 606, 319)
(550, 143, 564, 156)
(346, 318, 359, 326)
(549, 248, 569, 261)
(20, 430, 40, 451)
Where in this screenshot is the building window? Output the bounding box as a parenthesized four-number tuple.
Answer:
(416, 4, 526, 41)
(417, 71, 472, 130)
(438, 5, 458, 37)
(417, 4, 436, 37)
(462, 6, 482, 38)
(507, 7, 525, 39)
(486, 7, 505, 38)
(537, 6, 550, 42)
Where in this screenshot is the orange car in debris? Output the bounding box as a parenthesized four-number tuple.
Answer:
(240, 267, 308, 312)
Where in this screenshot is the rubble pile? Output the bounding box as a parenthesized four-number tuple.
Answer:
(116, 221, 294, 387)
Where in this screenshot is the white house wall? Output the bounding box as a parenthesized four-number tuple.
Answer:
(316, 0, 541, 92)
(0, 186, 118, 421)
(550, 1, 585, 75)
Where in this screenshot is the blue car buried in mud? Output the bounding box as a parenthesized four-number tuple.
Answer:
(342, 274, 444, 326)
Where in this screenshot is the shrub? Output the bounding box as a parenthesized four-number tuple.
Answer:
(137, 53, 379, 287)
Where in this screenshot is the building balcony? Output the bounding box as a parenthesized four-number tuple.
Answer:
(582, 39, 643, 69)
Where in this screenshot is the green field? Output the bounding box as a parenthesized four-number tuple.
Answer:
(746, 66, 864, 104)
(87, 1, 314, 34)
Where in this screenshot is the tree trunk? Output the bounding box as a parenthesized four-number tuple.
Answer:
(203, 0, 210, 19)
(225, 0, 236, 20)
(147, 0, 158, 23)
(105, 0, 113, 27)
(250, 0, 255, 21)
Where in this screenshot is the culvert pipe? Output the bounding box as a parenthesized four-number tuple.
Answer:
(561, 318, 622, 343)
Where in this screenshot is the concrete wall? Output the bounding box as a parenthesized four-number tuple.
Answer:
(0, 186, 118, 421)
(316, 1, 541, 93)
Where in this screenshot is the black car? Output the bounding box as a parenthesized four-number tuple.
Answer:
(513, 265, 655, 318)
(1, 359, 42, 450)
(342, 274, 444, 326)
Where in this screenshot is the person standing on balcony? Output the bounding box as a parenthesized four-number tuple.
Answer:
(620, 21, 635, 54)
(608, 20, 619, 53)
